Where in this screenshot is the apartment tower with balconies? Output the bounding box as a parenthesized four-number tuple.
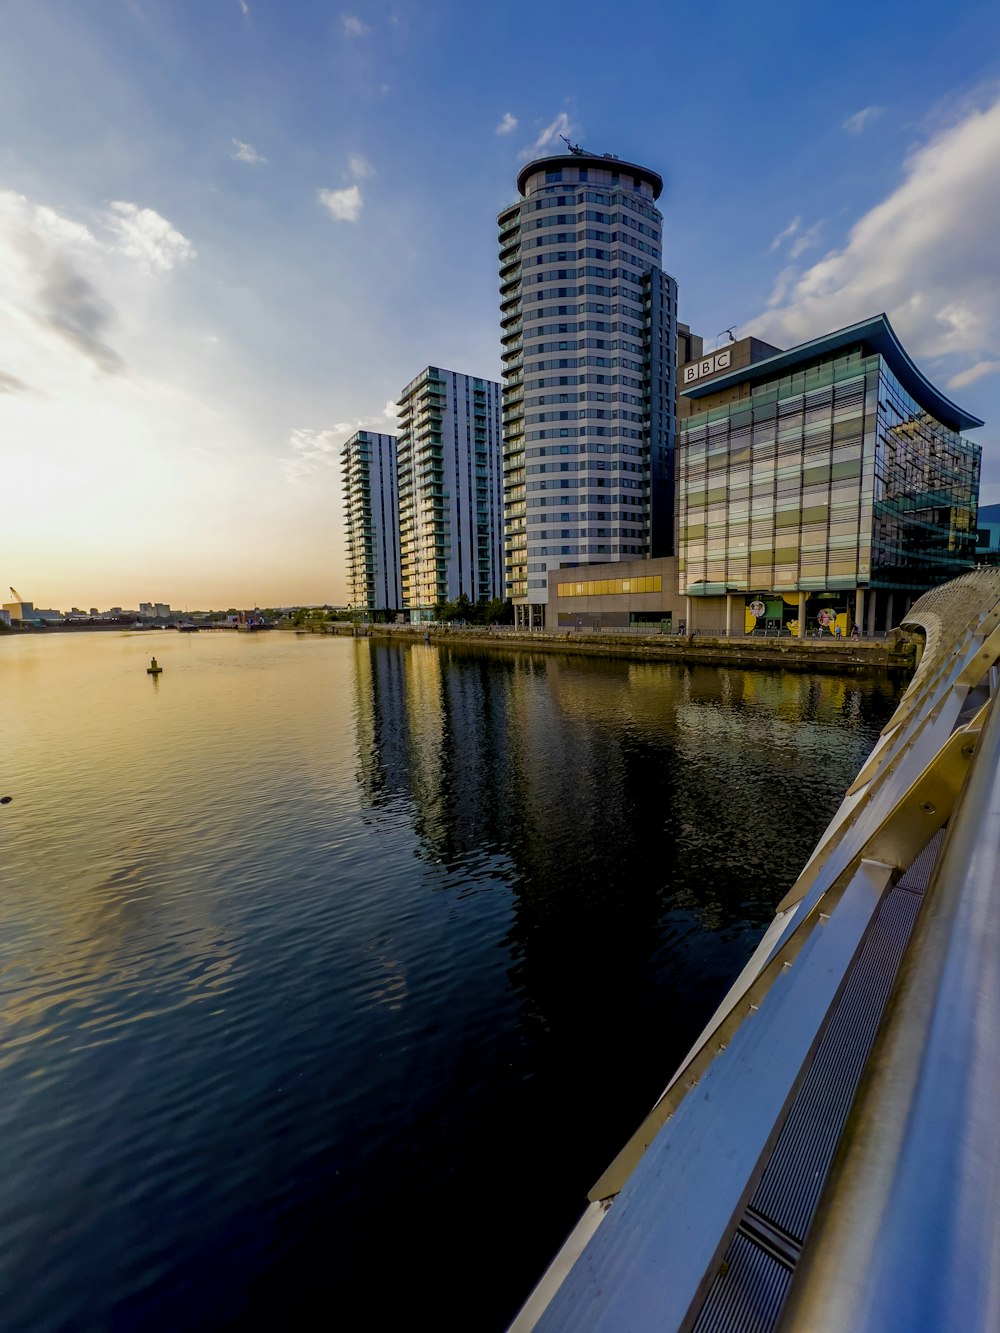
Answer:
(395, 366, 503, 621)
(499, 147, 678, 628)
(341, 429, 402, 616)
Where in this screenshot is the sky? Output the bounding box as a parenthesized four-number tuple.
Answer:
(2, 0, 1000, 610)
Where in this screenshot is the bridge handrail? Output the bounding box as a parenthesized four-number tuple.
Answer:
(780, 654, 1000, 1332)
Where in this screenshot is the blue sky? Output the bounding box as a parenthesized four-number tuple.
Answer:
(2, 0, 999, 607)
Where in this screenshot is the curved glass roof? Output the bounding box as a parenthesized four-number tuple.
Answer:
(682, 314, 984, 433)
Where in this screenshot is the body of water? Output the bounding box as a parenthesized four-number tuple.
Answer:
(0, 629, 903, 1330)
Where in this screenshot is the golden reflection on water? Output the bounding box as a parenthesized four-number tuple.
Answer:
(0, 630, 360, 1039)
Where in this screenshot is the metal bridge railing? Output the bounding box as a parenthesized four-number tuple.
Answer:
(780, 654, 1000, 1333)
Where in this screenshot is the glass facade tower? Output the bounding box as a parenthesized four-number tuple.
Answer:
(498, 149, 678, 629)
(341, 430, 402, 616)
(396, 366, 503, 621)
(678, 316, 983, 635)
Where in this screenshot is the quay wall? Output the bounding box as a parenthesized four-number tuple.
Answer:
(292, 622, 916, 676)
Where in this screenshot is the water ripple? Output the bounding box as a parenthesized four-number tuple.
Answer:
(0, 631, 902, 1332)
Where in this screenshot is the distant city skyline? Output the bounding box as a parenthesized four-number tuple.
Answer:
(1, 0, 998, 607)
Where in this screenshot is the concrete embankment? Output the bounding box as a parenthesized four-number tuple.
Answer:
(318, 622, 916, 677)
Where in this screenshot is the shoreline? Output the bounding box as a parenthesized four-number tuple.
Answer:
(4, 621, 914, 677)
(288, 622, 916, 678)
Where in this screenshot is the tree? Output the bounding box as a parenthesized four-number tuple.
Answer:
(481, 597, 513, 625)
(436, 592, 474, 623)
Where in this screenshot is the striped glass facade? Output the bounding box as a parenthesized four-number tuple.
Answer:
(679, 349, 980, 604)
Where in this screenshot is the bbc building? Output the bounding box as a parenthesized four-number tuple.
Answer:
(545, 314, 983, 634)
(677, 314, 982, 637)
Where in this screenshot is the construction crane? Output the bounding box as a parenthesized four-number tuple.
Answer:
(9, 586, 25, 602)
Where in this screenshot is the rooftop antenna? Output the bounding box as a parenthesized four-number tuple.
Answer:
(717, 327, 737, 347)
(559, 134, 585, 156)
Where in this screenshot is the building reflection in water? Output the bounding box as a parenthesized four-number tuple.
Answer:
(351, 637, 900, 1176)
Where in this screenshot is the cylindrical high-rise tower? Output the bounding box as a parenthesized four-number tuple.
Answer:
(498, 148, 678, 629)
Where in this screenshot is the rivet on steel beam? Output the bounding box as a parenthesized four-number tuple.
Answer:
(920, 801, 937, 814)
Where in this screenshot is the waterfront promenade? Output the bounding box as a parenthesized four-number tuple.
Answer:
(292, 620, 914, 676)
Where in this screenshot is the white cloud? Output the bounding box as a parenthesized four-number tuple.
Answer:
(766, 265, 798, 310)
(0, 369, 32, 393)
(341, 14, 369, 36)
(383, 399, 398, 421)
(106, 202, 196, 273)
(496, 112, 518, 137)
(283, 426, 350, 481)
(947, 359, 1000, 390)
(789, 221, 822, 260)
(349, 154, 374, 179)
(283, 410, 400, 480)
(843, 106, 884, 135)
(231, 138, 267, 165)
(769, 216, 801, 253)
(318, 185, 362, 223)
(518, 111, 577, 161)
(0, 190, 124, 374)
(769, 216, 821, 260)
(747, 93, 1000, 371)
(238, 0, 249, 14)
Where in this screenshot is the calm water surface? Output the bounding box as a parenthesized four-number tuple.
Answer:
(0, 630, 903, 1331)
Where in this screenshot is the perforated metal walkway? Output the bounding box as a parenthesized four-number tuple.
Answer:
(692, 835, 941, 1332)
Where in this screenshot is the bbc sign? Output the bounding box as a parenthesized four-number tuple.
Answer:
(683, 348, 732, 384)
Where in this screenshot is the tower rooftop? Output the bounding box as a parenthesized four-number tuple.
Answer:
(516, 151, 663, 200)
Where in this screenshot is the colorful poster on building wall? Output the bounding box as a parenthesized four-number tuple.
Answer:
(743, 594, 851, 636)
